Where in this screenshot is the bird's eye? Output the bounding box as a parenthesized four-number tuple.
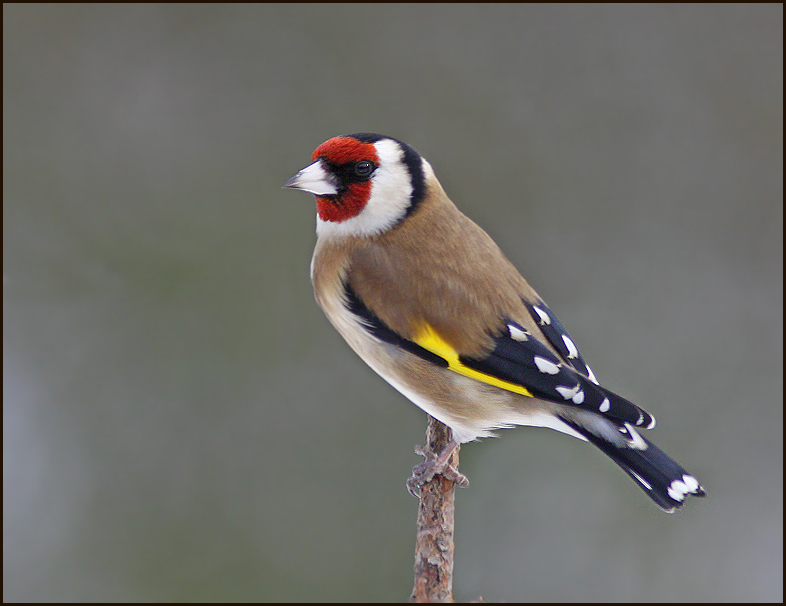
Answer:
(354, 161, 375, 178)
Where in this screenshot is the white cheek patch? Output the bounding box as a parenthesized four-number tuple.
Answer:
(368, 138, 415, 220)
(316, 139, 416, 240)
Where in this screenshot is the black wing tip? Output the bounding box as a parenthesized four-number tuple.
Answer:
(631, 469, 707, 512)
(560, 417, 706, 512)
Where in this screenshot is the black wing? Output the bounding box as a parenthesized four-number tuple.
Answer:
(458, 317, 655, 429)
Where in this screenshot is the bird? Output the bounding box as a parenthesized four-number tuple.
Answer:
(284, 133, 705, 512)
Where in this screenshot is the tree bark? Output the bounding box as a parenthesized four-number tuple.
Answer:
(410, 416, 459, 603)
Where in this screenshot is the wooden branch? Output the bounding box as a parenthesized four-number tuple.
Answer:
(411, 416, 459, 603)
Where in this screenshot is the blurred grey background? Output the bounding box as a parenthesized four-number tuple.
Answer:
(3, 4, 782, 602)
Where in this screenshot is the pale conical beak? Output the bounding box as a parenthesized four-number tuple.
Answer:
(283, 160, 339, 196)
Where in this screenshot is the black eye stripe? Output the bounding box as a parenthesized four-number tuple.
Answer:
(326, 160, 376, 184)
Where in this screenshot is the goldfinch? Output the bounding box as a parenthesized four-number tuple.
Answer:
(284, 133, 705, 512)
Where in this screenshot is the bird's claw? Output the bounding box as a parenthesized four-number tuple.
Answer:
(406, 441, 469, 497)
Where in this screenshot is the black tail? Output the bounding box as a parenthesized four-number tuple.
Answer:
(560, 418, 706, 512)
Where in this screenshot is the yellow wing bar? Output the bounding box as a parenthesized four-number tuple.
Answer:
(413, 324, 533, 397)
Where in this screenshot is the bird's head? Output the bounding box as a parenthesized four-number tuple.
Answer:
(284, 133, 432, 238)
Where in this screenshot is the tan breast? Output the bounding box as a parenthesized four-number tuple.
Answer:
(312, 178, 544, 359)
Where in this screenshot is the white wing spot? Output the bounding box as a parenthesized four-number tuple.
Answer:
(534, 356, 561, 375)
(572, 389, 585, 404)
(562, 334, 579, 359)
(555, 384, 580, 400)
(599, 398, 611, 412)
(508, 324, 529, 341)
(533, 306, 551, 325)
(585, 365, 599, 385)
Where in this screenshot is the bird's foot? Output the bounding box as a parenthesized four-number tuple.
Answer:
(406, 439, 469, 497)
